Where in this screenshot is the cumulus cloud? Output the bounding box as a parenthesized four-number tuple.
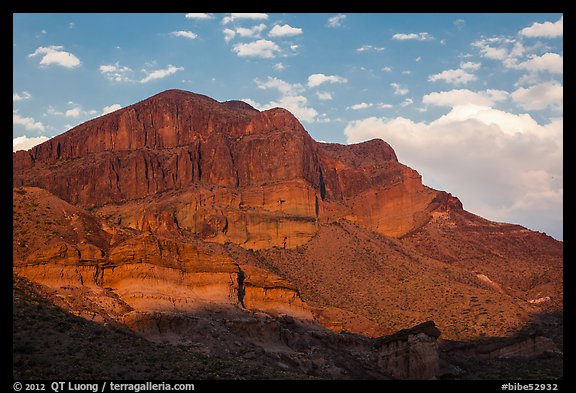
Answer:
(254, 76, 317, 122)
(13, 91, 31, 101)
(13, 135, 50, 152)
(232, 39, 281, 58)
(99, 62, 134, 82)
(235, 24, 267, 38)
(262, 95, 318, 123)
(185, 13, 214, 20)
(315, 91, 333, 101)
(307, 73, 348, 88)
(390, 82, 409, 96)
(515, 53, 563, 74)
(255, 76, 304, 96)
(269, 24, 303, 37)
(28, 45, 81, 68)
(460, 61, 481, 70)
(273, 62, 285, 72)
(140, 64, 184, 83)
(511, 81, 563, 111)
(223, 13, 268, 25)
(223, 29, 236, 43)
(344, 100, 563, 239)
(428, 68, 477, 85)
(423, 89, 509, 107)
(520, 16, 563, 38)
(170, 31, 198, 39)
(348, 102, 373, 110)
(102, 104, 122, 115)
(13, 112, 46, 132)
(327, 14, 346, 28)
(392, 32, 432, 41)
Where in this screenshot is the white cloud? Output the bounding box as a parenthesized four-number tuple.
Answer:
(185, 13, 214, 20)
(327, 14, 346, 28)
(255, 76, 304, 96)
(28, 45, 81, 68)
(428, 68, 477, 85)
(348, 102, 373, 110)
(315, 91, 333, 101)
(356, 45, 385, 52)
(13, 91, 31, 101)
(307, 73, 348, 88)
(390, 82, 409, 95)
(235, 24, 267, 38)
(454, 19, 466, 29)
(99, 62, 134, 82)
(400, 98, 414, 107)
(65, 107, 82, 118)
(516, 53, 563, 74)
(401, 70, 412, 75)
(392, 32, 432, 41)
(381, 66, 392, 72)
(223, 29, 236, 43)
(261, 95, 317, 123)
(13, 135, 50, 152)
(102, 104, 123, 115)
(344, 104, 563, 239)
(170, 31, 198, 40)
(223, 13, 269, 25)
(140, 65, 184, 83)
(269, 24, 303, 37)
(460, 61, 481, 70)
(415, 56, 422, 62)
(511, 81, 563, 111)
(232, 39, 281, 58)
(13, 113, 46, 132)
(472, 39, 509, 60)
(520, 16, 563, 38)
(273, 62, 285, 72)
(423, 89, 509, 107)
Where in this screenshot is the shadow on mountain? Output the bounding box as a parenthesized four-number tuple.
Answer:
(438, 311, 563, 380)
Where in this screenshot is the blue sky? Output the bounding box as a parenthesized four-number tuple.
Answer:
(13, 13, 563, 240)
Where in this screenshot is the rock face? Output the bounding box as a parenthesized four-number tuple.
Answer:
(13, 89, 447, 249)
(13, 89, 563, 379)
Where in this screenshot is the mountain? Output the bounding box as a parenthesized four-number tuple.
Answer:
(13, 89, 563, 379)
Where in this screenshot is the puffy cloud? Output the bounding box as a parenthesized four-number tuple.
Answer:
(515, 53, 563, 74)
(185, 13, 214, 20)
(102, 104, 122, 115)
(511, 81, 563, 111)
(348, 102, 373, 110)
(13, 112, 45, 132)
(307, 73, 348, 88)
(235, 24, 267, 38)
(428, 68, 477, 85)
(99, 62, 134, 82)
(520, 16, 563, 38)
(13, 91, 31, 101)
(315, 91, 333, 101)
(223, 13, 268, 25)
(344, 102, 562, 239)
(460, 61, 481, 70)
(232, 39, 280, 58)
(327, 14, 346, 28)
(170, 31, 198, 40)
(390, 82, 409, 95)
(381, 66, 392, 72)
(28, 45, 81, 68)
(261, 95, 317, 123)
(13, 135, 50, 152)
(223, 28, 236, 43)
(423, 89, 509, 107)
(140, 65, 184, 83)
(273, 62, 285, 72)
(255, 76, 304, 96)
(392, 32, 432, 41)
(269, 24, 303, 37)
